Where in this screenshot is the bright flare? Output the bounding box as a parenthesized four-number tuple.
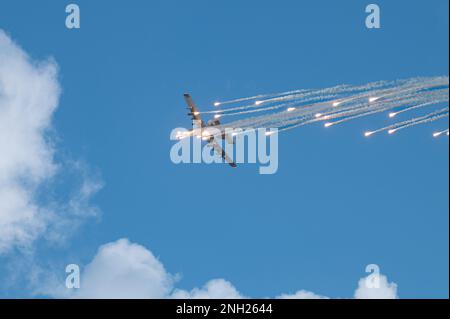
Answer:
(433, 132, 441, 137)
(213, 102, 221, 107)
(369, 97, 379, 103)
(332, 101, 343, 107)
(175, 130, 191, 140)
(364, 131, 373, 137)
(202, 130, 210, 137)
(315, 113, 323, 118)
(214, 114, 221, 119)
(287, 107, 296, 112)
(388, 129, 396, 134)
(255, 100, 263, 105)
(389, 112, 397, 118)
(324, 122, 334, 128)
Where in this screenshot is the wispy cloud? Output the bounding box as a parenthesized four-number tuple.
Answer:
(0, 30, 101, 254)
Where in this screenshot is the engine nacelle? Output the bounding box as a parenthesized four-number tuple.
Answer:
(207, 119, 221, 126)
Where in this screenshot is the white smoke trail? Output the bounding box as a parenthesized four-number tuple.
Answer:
(204, 77, 447, 122)
(433, 128, 449, 137)
(229, 87, 448, 130)
(388, 94, 448, 118)
(204, 90, 332, 115)
(212, 88, 313, 106)
(324, 91, 449, 127)
(366, 107, 449, 136)
(388, 113, 448, 134)
(208, 80, 391, 114)
(189, 76, 449, 138)
(215, 94, 339, 117)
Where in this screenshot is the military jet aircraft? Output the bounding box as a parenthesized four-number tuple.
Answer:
(180, 93, 236, 168)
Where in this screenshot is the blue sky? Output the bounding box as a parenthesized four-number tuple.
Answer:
(0, 0, 448, 298)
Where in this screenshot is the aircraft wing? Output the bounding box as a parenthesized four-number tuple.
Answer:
(210, 139, 237, 168)
(183, 93, 204, 127)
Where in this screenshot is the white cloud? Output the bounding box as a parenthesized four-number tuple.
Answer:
(172, 279, 245, 299)
(276, 290, 328, 299)
(0, 30, 101, 253)
(354, 273, 398, 299)
(61, 239, 243, 299)
(75, 239, 174, 298)
(43, 238, 398, 299)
